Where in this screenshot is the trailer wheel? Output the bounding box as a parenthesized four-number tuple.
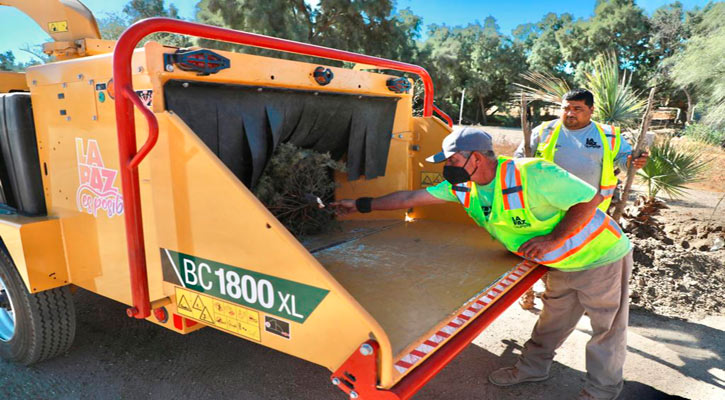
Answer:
(0, 247, 76, 365)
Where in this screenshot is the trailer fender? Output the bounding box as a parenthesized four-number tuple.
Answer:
(0, 216, 68, 293)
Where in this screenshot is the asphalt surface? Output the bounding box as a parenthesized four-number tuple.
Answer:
(2, 287, 723, 400)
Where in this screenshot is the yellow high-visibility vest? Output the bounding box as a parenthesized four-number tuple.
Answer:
(534, 120, 622, 211)
(451, 157, 628, 270)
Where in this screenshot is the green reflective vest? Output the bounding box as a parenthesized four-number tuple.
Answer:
(450, 157, 628, 270)
(534, 120, 621, 212)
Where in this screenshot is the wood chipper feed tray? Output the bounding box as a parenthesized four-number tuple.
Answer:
(311, 219, 523, 359)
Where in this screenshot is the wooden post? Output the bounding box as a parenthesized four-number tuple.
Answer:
(521, 93, 532, 157)
(612, 87, 657, 222)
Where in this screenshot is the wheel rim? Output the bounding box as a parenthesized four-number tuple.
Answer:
(0, 274, 15, 342)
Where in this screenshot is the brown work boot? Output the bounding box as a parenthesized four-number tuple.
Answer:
(488, 367, 549, 387)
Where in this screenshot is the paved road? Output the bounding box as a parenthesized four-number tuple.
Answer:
(2, 288, 722, 399)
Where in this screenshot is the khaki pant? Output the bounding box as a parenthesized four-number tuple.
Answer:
(515, 251, 633, 399)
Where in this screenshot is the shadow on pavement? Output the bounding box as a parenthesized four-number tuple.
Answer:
(628, 310, 725, 391)
(414, 337, 688, 400)
(0, 289, 710, 399)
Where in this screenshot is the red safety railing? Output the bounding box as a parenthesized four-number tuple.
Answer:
(390, 264, 547, 398)
(113, 17, 451, 319)
(433, 105, 454, 128)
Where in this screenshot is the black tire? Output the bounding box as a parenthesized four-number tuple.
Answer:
(0, 246, 76, 365)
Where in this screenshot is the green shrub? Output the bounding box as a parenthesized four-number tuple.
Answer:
(637, 138, 711, 200)
(682, 123, 725, 147)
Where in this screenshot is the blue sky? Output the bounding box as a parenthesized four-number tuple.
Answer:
(0, 0, 712, 64)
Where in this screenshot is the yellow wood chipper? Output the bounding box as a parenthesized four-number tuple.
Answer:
(0, 1, 545, 398)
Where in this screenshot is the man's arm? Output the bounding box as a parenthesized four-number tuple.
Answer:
(513, 126, 541, 158)
(517, 193, 603, 260)
(614, 132, 648, 170)
(331, 189, 446, 215)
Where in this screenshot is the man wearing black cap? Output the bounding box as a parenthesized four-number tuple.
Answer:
(333, 126, 632, 400)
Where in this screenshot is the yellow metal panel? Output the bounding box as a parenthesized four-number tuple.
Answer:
(0, 215, 68, 292)
(149, 112, 396, 386)
(142, 42, 410, 117)
(25, 48, 155, 304)
(0, 71, 29, 92)
(407, 117, 476, 225)
(18, 43, 446, 388)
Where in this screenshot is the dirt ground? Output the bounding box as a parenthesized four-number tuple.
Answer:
(625, 186, 725, 320)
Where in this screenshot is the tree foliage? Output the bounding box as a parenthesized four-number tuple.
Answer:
(0, 51, 24, 72)
(195, 0, 422, 63)
(4, 0, 718, 128)
(423, 18, 526, 124)
(97, 0, 191, 46)
(670, 2, 725, 129)
(584, 53, 646, 126)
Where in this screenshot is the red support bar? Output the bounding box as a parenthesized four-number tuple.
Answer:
(432, 105, 453, 127)
(112, 17, 442, 319)
(389, 265, 548, 399)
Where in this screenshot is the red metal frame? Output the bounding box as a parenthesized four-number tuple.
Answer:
(433, 105, 453, 127)
(332, 265, 547, 399)
(113, 17, 447, 318)
(331, 341, 400, 399)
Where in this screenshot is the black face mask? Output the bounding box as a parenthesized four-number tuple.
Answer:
(443, 154, 478, 185)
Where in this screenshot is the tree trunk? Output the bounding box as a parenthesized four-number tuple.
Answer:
(521, 94, 532, 157)
(683, 87, 693, 124)
(479, 96, 487, 125)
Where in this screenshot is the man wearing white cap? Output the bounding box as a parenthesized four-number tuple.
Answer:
(332, 126, 632, 400)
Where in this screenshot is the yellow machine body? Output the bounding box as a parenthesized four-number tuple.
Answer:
(0, 17, 533, 389)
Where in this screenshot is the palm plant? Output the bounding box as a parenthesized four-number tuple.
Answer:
(514, 71, 570, 105)
(515, 53, 646, 127)
(637, 138, 711, 202)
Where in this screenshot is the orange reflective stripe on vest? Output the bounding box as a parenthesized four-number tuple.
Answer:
(600, 184, 616, 200)
(540, 120, 558, 145)
(500, 160, 525, 210)
(520, 209, 621, 264)
(607, 124, 616, 150)
(451, 181, 473, 208)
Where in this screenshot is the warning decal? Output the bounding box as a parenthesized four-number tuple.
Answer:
(175, 286, 261, 342)
(48, 21, 68, 33)
(421, 172, 443, 188)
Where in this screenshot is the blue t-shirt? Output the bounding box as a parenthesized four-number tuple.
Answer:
(514, 121, 632, 189)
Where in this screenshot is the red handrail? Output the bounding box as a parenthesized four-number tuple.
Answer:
(113, 17, 444, 318)
(433, 105, 453, 127)
(390, 264, 547, 398)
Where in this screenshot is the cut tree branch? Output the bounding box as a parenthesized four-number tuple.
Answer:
(613, 87, 657, 222)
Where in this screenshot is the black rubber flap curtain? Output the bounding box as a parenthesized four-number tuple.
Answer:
(164, 80, 398, 188)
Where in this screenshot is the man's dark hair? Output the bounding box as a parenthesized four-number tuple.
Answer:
(563, 89, 594, 107)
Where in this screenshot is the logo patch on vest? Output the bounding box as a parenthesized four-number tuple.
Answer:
(511, 216, 531, 228)
(585, 138, 601, 148)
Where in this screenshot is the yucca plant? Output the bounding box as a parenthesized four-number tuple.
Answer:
(584, 53, 647, 126)
(637, 138, 711, 202)
(515, 53, 646, 127)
